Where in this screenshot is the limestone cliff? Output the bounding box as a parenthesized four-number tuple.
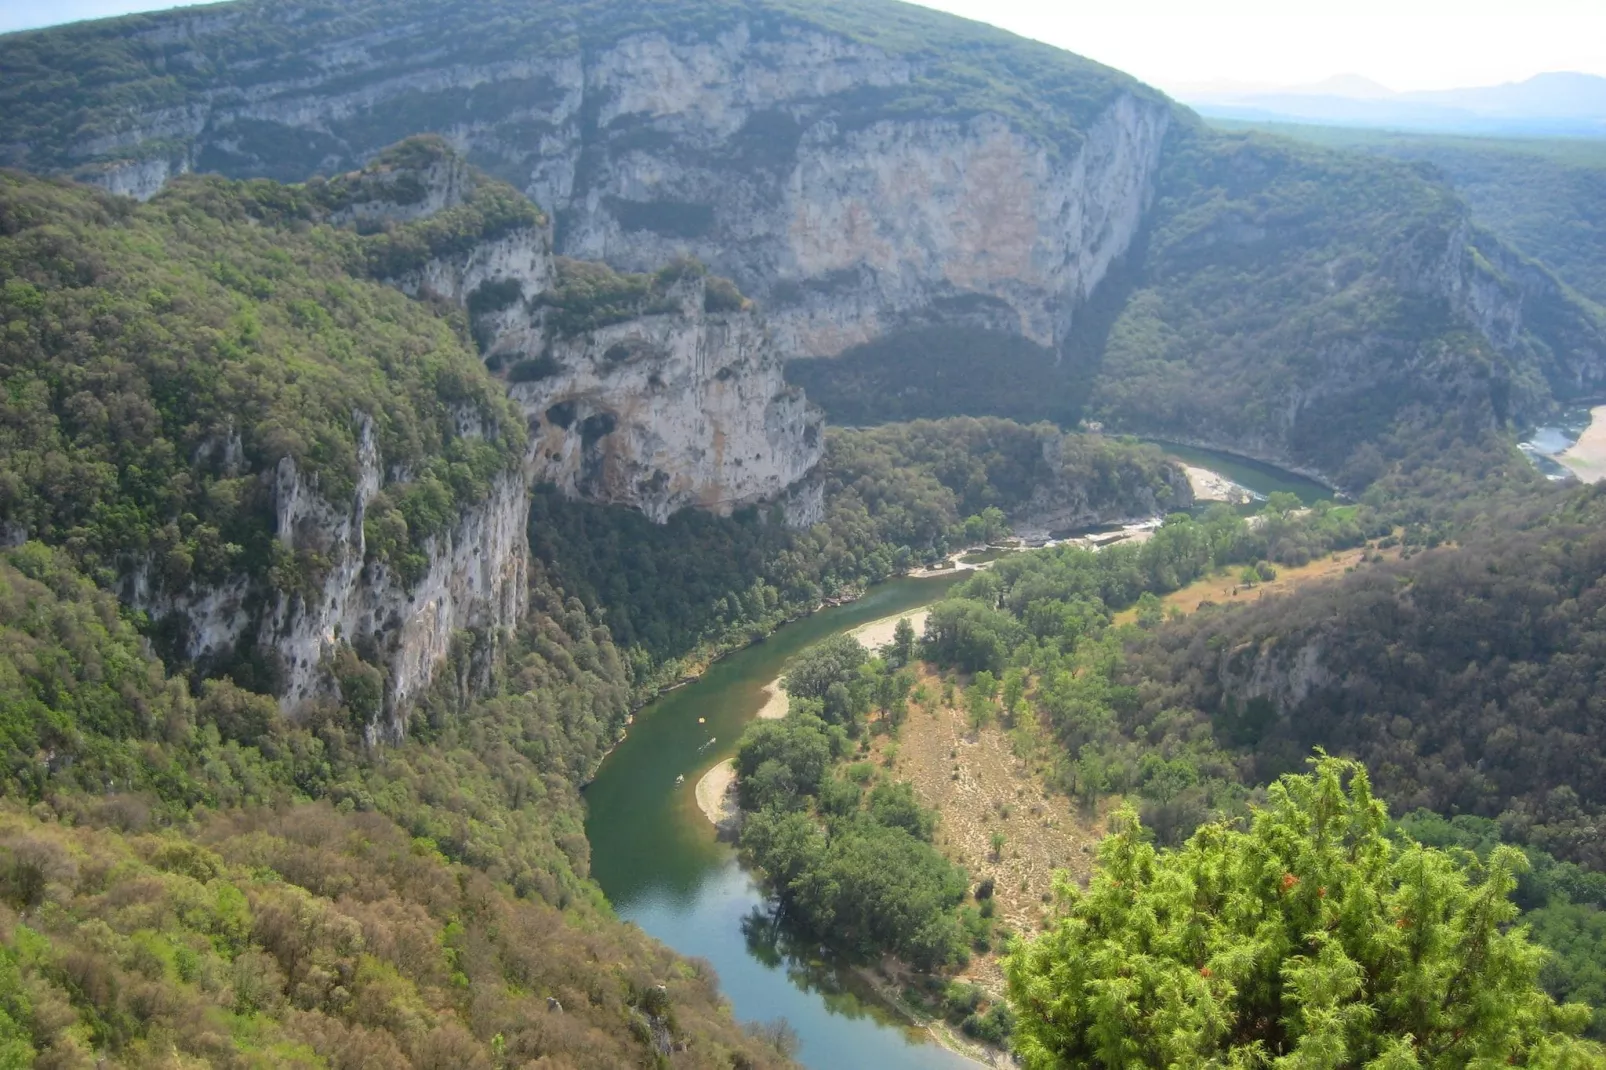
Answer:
(124, 420, 529, 737)
(333, 140, 826, 523)
(7, 2, 1170, 365)
(503, 275, 824, 523)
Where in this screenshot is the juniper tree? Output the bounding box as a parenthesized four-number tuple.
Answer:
(1005, 756, 1602, 1068)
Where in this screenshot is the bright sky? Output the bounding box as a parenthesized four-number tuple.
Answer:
(2, 0, 1604, 94)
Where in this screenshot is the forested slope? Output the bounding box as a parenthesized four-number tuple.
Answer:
(0, 167, 524, 604)
(1213, 121, 1606, 309)
(0, 164, 790, 1065)
(907, 480, 1606, 1032)
(1127, 482, 1606, 869)
(0, 543, 787, 1067)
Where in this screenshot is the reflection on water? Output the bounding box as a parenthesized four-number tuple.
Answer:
(622, 858, 975, 1068)
(584, 576, 976, 1069)
(1520, 405, 1597, 481)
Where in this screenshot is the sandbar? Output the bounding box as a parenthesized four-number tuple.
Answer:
(1559, 405, 1606, 482)
(695, 757, 738, 827)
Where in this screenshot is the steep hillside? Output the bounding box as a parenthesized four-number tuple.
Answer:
(0, 542, 789, 1068)
(1211, 121, 1606, 310)
(4, 0, 1605, 484)
(1126, 482, 1606, 870)
(0, 146, 824, 729)
(0, 0, 1166, 363)
(1089, 130, 1606, 476)
(0, 166, 531, 727)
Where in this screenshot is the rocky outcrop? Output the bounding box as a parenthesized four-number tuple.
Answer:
(1012, 433, 1194, 539)
(551, 79, 1170, 357)
(1424, 223, 1606, 410)
(500, 277, 823, 523)
(1217, 637, 1336, 717)
(37, 11, 1168, 365)
(125, 419, 529, 736)
(343, 142, 825, 524)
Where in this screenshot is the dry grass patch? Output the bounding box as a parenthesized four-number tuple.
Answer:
(1115, 543, 1400, 625)
(859, 670, 1104, 992)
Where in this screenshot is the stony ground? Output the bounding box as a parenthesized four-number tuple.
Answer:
(861, 670, 1106, 993)
(1114, 543, 1400, 624)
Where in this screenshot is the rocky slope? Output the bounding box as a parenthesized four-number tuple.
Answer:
(506, 272, 824, 523)
(332, 139, 826, 523)
(0, 0, 1167, 361)
(126, 420, 531, 739)
(5, 0, 1604, 480)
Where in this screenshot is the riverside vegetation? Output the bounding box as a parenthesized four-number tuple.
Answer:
(2, 0, 1606, 1064)
(722, 471, 1606, 1056)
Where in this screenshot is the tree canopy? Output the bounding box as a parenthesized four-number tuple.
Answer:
(1005, 756, 1603, 1068)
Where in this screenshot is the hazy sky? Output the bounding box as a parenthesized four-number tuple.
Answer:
(2, 0, 1604, 94)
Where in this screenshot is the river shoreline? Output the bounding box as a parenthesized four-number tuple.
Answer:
(687, 599, 999, 1067)
(1559, 404, 1606, 481)
(695, 757, 739, 829)
(696, 606, 937, 827)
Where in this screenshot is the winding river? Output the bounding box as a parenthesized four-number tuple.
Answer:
(1144, 440, 1334, 506)
(583, 576, 975, 1069)
(581, 447, 1327, 1067)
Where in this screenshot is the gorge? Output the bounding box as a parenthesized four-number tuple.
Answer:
(2, 0, 1606, 1066)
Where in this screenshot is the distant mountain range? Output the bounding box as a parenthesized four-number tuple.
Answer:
(1178, 72, 1606, 138)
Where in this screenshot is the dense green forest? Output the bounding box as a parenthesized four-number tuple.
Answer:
(1211, 120, 1606, 309)
(904, 475, 1606, 1032)
(1125, 482, 1606, 869)
(730, 635, 992, 972)
(0, 542, 788, 1067)
(0, 158, 804, 1066)
(0, 163, 525, 605)
(7, 0, 1606, 1063)
(1007, 757, 1602, 1066)
(528, 419, 1180, 679)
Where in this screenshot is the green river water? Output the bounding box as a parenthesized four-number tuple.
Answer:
(584, 575, 975, 1069)
(1145, 441, 1334, 506)
(581, 446, 1328, 1067)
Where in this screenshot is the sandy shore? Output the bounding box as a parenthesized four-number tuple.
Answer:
(695, 757, 738, 827)
(1560, 405, 1606, 482)
(754, 609, 932, 724)
(756, 679, 790, 721)
(1184, 464, 1254, 504)
(850, 608, 930, 652)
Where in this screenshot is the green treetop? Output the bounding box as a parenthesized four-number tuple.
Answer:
(1005, 756, 1603, 1068)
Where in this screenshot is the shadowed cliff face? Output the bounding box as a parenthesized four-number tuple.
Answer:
(4, 0, 1604, 482)
(1, 0, 1167, 363)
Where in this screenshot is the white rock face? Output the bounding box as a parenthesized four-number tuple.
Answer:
(366, 158, 825, 525)
(128, 420, 528, 734)
(1219, 638, 1335, 717)
(78, 21, 1169, 363)
(396, 227, 554, 308)
(544, 36, 1170, 357)
(501, 279, 824, 522)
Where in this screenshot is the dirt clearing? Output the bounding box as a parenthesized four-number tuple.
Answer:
(862, 669, 1104, 992)
(1115, 544, 1398, 624)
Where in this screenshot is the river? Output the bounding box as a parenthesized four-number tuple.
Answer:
(1144, 440, 1333, 506)
(581, 444, 1327, 1067)
(583, 575, 976, 1070)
